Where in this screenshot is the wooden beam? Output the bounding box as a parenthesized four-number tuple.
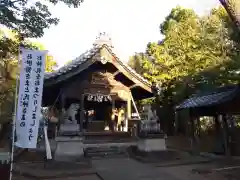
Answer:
(112, 70, 121, 77)
(110, 59, 152, 93)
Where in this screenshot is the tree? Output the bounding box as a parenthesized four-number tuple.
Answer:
(128, 53, 148, 75)
(0, 29, 57, 127)
(1, 0, 84, 38)
(0, 29, 57, 73)
(130, 6, 240, 134)
(30, 41, 58, 72)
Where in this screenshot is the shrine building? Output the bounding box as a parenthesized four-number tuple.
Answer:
(42, 33, 153, 135)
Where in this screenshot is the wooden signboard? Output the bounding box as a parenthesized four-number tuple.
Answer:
(91, 72, 108, 85)
(85, 93, 112, 102)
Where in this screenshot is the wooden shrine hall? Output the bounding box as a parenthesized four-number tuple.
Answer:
(42, 33, 153, 136)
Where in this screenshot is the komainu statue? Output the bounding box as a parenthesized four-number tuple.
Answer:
(63, 103, 80, 124)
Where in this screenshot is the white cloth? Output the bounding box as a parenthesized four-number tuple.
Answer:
(44, 126, 52, 160)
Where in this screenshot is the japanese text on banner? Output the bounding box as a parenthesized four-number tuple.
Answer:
(15, 48, 47, 149)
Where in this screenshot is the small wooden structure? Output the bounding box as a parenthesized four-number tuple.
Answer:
(175, 84, 240, 156)
(42, 33, 153, 135)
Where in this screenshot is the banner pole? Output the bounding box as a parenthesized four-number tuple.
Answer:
(9, 47, 21, 180)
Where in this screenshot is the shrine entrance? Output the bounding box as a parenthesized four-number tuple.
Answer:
(82, 93, 128, 132)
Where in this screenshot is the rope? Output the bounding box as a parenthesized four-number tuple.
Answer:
(37, 91, 62, 143)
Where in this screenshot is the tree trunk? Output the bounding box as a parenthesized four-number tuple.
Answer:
(219, 0, 240, 32)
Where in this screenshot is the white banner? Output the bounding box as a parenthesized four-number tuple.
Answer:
(15, 48, 47, 148)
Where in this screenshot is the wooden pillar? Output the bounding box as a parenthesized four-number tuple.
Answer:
(189, 110, 198, 153)
(58, 91, 65, 135)
(111, 97, 115, 131)
(174, 110, 178, 135)
(112, 97, 115, 110)
(215, 114, 223, 154)
(194, 116, 200, 154)
(126, 96, 131, 132)
(80, 93, 85, 134)
(221, 114, 231, 157)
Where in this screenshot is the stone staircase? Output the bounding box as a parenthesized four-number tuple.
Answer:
(84, 145, 127, 159)
(83, 131, 135, 159)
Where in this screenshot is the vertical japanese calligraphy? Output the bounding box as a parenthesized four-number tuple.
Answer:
(15, 48, 47, 149)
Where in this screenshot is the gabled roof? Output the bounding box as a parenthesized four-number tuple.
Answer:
(44, 45, 100, 81)
(176, 85, 238, 110)
(44, 44, 152, 92)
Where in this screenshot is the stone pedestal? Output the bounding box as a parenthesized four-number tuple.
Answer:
(137, 137, 166, 152)
(54, 136, 84, 162)
(59, 122, 80, 136)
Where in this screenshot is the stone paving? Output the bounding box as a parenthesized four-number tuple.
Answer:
(48, 175, 101, 180)
(13, 157, 194, 180)
(92, 158, 182, 180)
(92, 157, 240, 180)
(12, 154, 240, 180)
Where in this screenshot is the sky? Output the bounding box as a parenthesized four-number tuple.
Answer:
(37, 0, 220, 67)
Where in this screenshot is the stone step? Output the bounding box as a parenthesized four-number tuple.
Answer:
(84, 146, 127, 158)
(88, 153, 127, 160)
(86, 148, 124, 155)
(83, 132, 134, 144)
(84, 131, 132, 141)
(85, 151, 125, 158)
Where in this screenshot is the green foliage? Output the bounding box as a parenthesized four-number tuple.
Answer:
(0, 28, 58, 124)
(128, 53, 149, 75)
(0, 29, 58, 72)
(133, 7, 239, 102)
(160, 6, 198, 35)
(128, 6, 240, 134)
(0, 0, 84, 38)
